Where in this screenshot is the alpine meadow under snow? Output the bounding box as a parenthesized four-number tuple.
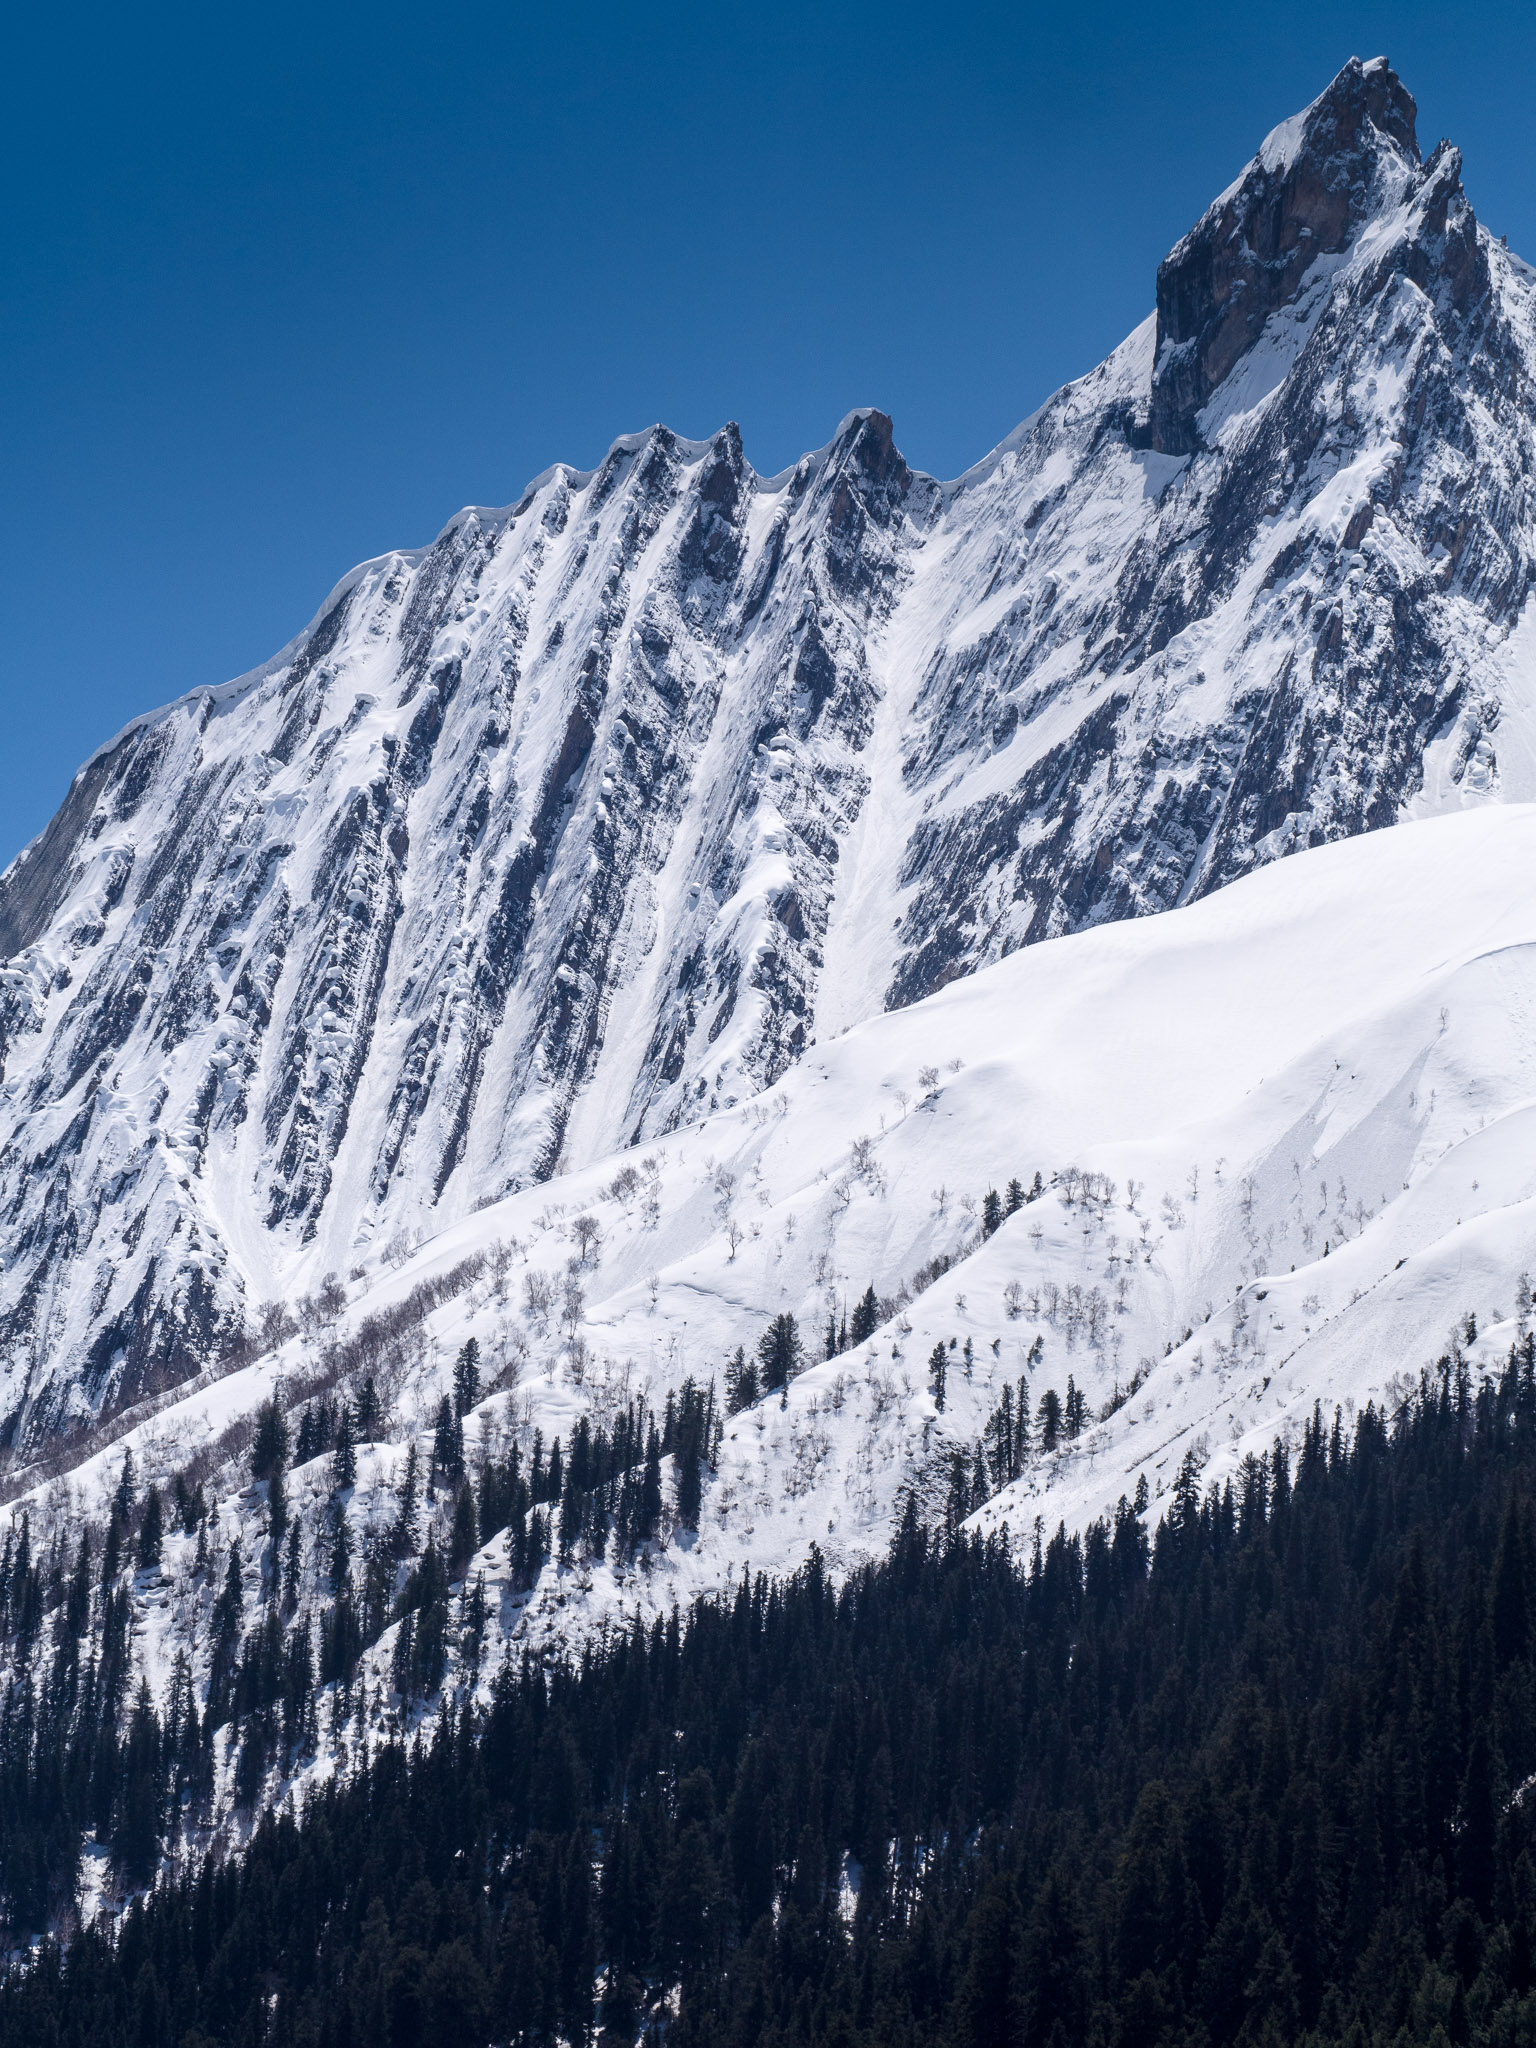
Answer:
(4, 54, 1536, 1869)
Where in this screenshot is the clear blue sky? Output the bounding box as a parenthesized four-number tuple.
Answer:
(3, 0, 1533, 869)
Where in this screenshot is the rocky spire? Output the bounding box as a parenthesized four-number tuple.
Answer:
(1138, 56, 1421, 453)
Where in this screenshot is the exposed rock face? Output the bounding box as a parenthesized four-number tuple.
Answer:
(1142, 56, 1422, 453)
(2, 56, 1535, 1445)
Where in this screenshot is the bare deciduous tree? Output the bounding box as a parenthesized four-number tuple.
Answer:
(570, 1214, 602, 1265)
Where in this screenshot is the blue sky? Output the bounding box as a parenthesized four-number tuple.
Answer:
(2, 0, 1533, 868)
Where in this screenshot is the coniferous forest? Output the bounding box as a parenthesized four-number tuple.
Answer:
(7, 1350, 1536, 2046)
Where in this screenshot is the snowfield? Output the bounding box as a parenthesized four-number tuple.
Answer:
(8, 802, 1536, 1806)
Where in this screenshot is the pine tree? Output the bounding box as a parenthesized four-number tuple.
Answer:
(267, 1466, 289, 1561)
(1037, 1386, 1063, 1452)
(332, 1401, 357, 1492)
(1065, 1376, 1086, 1437)
(136, 1486, 164, 1570)
(390, 1611, 416, 1701)
(449, 1484, 478, 1579)
(726, 1347, 757, 1413)
(929, 1343, 947, 1412)
(981, 1188, 1003, 1236)
(636, 1425, 663, 1545)
(112, 1448, 135, 1523)
(559, 1468, 583, 1561)
(283, 1520, 302, 1610)
(113, 1679, 162, 1888)
(66, 1533, 91, 1637)
(412, 1539, 449, 1695)
(663, 1381, 714, 1532)
(453, 1338, 481, 1420)
(355, 1373, 382, 1439)
(1013, 1377, 1032, 1468)
(757, 1313, 804, 1391)
(250, 1398, 289, 1483)
(464, 1573, 488, 1670)
(329, 1510, 353, 1594)
(395, 1442, 419, 1556)
(433, 1394, 462, 1482)
(850, 1284, 880, 1346)
(1006, 1177, 1025, 1213)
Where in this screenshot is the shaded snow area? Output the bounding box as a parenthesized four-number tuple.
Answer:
(3, 61, 1536, 1442)
(8, 805, 1536, 1848)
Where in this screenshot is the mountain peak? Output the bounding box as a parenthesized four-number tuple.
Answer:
(1139, 56, 1424, 453)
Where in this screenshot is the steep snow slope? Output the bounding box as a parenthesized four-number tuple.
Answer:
(4, 56, 1536, 1442)
(9, 804, 1536, 1826)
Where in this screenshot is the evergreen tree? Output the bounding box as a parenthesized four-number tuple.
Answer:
(1037, 1385, 1063, 1452)
(453, 1338, 481, 1420)
(112, 1447, 135, 1523)
(250, 1397, 289, 1483)
(395, 1441, 419, 1556)
(113, 1679, 162, 1889)
(355, 1373, 382, 1439)
(757, 1312, 803, 1391)
(981, 1188, 1003, 1236)
(1006, 1177, 1025, 1213)
(284, 1520, 303, 1610)
(329, 1510, 353, 1595)
(636, 1425, 663, 1544)
(928, 1343, 947, 1412)
(433, 1394, 463, 1482)
(332, 1400, 357, 1492)
(850, 1284, 880, 1346)
(449, 1484, 478, 1579)
(725, 1347, 757, 1413)
(136, 1486, 163, 1571)
(267, 1465, 289, 1561)
(65, 1533, 91, 1637)
(1064, 1376, 1087, 1437)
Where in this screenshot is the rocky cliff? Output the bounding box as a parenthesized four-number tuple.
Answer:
(1, 55, 1533, 1446)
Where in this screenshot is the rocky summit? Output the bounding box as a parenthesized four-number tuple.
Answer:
(1, 55, 1534, 1450)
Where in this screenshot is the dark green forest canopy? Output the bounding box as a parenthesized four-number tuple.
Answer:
(8, 1346, 1536, 2048)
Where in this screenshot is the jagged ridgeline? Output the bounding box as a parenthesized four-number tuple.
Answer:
(5, 1361, 1536, 2046)
(1, 53, 1533, 1438)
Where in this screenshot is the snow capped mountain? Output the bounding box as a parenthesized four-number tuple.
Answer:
(9, 801, 1536, 1838)
(2, 52, 1535, 1468)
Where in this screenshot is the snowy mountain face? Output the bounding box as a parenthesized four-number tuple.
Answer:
(2, 53, 1536, 1459)
(8, 802, 1536, 1868)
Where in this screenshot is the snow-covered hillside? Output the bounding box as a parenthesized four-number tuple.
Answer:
(8, 802, 1536, 1853)
(3, 56, 1536, 1443)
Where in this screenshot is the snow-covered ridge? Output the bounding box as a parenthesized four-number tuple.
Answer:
(1, 56, 1535, 1452)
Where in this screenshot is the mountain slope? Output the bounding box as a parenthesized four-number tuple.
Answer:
(3, 55, 1536, 1446)
(9, 801, 1536, 1846)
